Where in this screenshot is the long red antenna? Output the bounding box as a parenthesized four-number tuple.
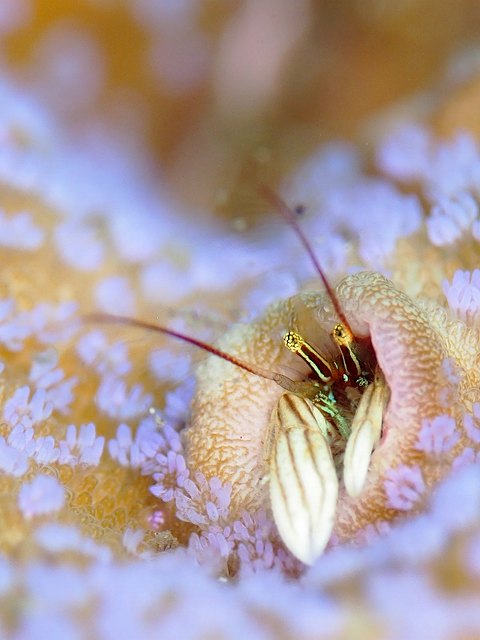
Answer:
(85, 313, 299, 392)
(259, 185, 354, 336)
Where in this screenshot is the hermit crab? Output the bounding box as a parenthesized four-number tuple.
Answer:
(89, 188, 400, 565)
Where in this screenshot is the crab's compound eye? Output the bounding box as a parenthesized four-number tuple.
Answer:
(333, 323, 350, 344)
(283, 331, 333, 383)
(284, 331, 303, 352)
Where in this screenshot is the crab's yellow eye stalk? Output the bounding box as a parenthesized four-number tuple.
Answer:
(332, 322, 362, 381)
(283, 331, 333, 383)
(333, 322, 353, 345)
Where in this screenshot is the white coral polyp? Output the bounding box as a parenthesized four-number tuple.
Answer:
(442, 269, 480, 324)
(18, 474, 65, 518)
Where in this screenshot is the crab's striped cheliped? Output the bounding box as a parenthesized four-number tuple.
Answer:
(268, 393, 338, 565)
(88, 190, 393, 565)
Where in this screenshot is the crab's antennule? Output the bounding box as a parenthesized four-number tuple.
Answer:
(85, 313, 298, 392)
(259, 184, 353, 336)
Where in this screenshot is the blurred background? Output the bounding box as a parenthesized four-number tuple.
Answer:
(2, 0, 480, 220)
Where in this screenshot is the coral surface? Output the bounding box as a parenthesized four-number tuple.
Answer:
(1, 2, 480, 638)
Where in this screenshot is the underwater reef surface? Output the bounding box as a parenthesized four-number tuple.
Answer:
(1, 69, 480, 639)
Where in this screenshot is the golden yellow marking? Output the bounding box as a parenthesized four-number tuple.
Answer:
(332, 323, 362, 380)
(283, 331, 333, 382)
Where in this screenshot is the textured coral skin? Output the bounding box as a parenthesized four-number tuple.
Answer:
(185, 271, 480, 540)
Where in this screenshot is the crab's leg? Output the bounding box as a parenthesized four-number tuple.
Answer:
(269, 393, 338, 565)
(343, 371, 389, 498)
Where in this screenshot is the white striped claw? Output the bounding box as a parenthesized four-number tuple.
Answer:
(343, 374, 387, 498)
(269, 393, 338, 565)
